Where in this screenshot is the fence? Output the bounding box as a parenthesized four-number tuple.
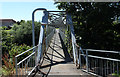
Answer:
(66, 13, 120, 76)
(74, 43, 120, 76)
(15, 45, 38, 76)
(15, 26, 55, 76)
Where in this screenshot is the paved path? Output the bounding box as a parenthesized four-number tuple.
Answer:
(35, 29, 89, 76)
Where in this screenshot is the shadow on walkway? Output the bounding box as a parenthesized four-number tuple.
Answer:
(58, 33, 73, 62)
(37, 32, 73, 76)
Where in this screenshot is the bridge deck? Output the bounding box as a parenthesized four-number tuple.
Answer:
(36, 29, 90, 76)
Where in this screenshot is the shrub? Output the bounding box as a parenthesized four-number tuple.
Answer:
(2, 29, 14, 54)
(9, 43, 31, 62)
(11, 20, 41, 46)
(2, 54, 15, 76)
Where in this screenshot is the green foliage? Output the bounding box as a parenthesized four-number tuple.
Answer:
(1, 26, 8, 30)
(112, 71, 120, 77)
(11, 20, 41, 46)
(55, 2, 120, 51)
(8, 43, 31, 63)
(1, 20, 40, 76)
(1, 20, 40, 57)
(9, 43, 31, 57)
(2, 54, 15, 76)
(1, 29, 14, 54)
(64, 27, 72, 54)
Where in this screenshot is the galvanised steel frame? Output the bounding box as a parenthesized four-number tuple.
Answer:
(15, 8, 120, 77)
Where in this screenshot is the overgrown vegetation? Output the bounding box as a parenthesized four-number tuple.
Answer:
(55, 2, 120, 51)
(55, 2, 120, 76)
(2, 54, 15, 76)
(1, 20, 41, 76)
(11, 20, 41, 46)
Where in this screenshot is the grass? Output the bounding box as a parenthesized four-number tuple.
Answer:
(0, 67, 2, 76)
(112, 71, 120, 77)
(2, 54, 15, 76)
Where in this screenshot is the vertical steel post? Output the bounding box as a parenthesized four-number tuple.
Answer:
(113, 61, 114, 73)
(110, 61, 112, 74)
(35, 47, 37, 66)
(32, 8, 47, 65)
(32, 12, 35, 48)
(46, 25, 48, 51)
(38, 25, 44, 63)
(107, 60, 108, 75)
(79, 47, 82, 69)
(102, 60, 103, 76)
(75, 45, 78, 66)
(86, 50, 89, 72)
(105, 60, 106, 76)
(67, 13, 77, 64)
(15, 57, 18, 77)
(117, 62, 119, 75)
(38, 10, 48, 64)
(25, 61, 26, 75)
(95, 59, 96, 74)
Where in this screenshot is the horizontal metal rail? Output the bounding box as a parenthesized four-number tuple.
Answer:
(80, 54, 120, 62)
(15, 27, 55, 76)
(83, 49, 120, 54)
(74, 43, 120, 76)
(17, 52, 35, 66)
(15, 46, 38, 76)
(47, 11, 66, 12)
(15, 46, 37, 58)
(88, 55, 120, 62)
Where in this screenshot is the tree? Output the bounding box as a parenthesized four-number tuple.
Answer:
(11, 20, 41, 46)
(55, 2, 120, 51)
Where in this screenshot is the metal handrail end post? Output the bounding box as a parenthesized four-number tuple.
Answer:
(15, 57, 18, 77)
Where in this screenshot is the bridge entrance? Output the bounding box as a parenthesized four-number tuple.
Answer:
(37, 29, 88, 76)
(15, 8, 120, 77)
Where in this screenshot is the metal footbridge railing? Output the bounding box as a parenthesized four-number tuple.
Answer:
(15, 8, 120, 77)
(66, 14, 120, 76)
(15, 8, 56, 76)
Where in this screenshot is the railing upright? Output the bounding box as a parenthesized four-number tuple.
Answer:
(79, 48, 82, 69)
(67, 13, 77, 65)
(86, 50, 89, 72)
(15, 57, 18, 76)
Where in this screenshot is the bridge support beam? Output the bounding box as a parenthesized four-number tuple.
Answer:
(32, 8, 47, 65)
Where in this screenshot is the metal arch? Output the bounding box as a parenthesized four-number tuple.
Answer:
(32, 8, 47, 48)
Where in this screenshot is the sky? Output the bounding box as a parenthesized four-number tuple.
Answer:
(0, 2, 60, 22)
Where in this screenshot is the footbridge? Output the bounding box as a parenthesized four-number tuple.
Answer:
(15, 8, 120, 77)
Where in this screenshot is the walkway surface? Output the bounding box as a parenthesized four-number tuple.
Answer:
(35, 29, 90, 76)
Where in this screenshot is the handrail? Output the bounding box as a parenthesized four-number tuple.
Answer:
(74, 43, 120, 54)
(84, 49, 120, 54)
(32, 8, 47, 47)
(74, 42, 120, 76)
(15, 45, 38, 76)
(15, 45, 38, 58)
(17, 52, 35, 65)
